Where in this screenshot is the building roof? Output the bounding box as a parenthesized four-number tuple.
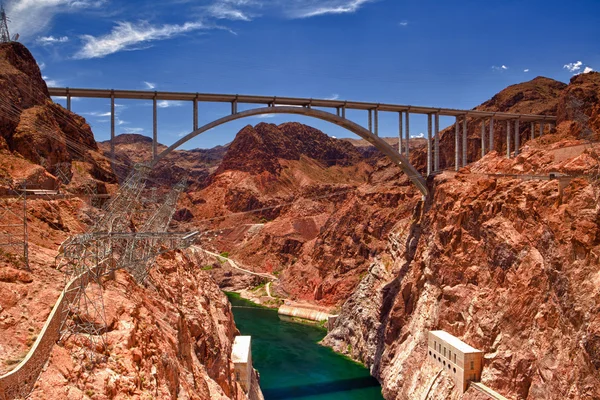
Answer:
(430, 330, 482, 354)
(232, 336, 251, 363)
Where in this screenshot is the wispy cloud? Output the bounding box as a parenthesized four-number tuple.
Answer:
(582, 66, 594, 74)
(492, 65, 508, 71)
(564, 61, 582, 72)
(292, 0, 376, 18)
(6, 0, 105, 40)
(157, 100, 184, 108)
(251, 114, 276, 119)
(81, 111, 112, 117)
(143, 81, 156, 90)
(524, 69, 529, 72)
(326, 94, 340, 100)
(75, 21, 208, 59)
(398, 20, 408, 27)
(207, 2, 253, 21)
(42, 75, 60, 87)
(36, 35, 69, 45)
(38, 61, 46, 70)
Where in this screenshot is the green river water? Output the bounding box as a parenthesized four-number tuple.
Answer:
(226, 293, 384, 400)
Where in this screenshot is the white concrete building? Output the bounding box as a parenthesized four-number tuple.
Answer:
(232, 336, 253, 393)
(427, 330, 483, 392)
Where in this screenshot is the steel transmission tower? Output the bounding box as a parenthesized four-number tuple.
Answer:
(0, 4, 11, 43)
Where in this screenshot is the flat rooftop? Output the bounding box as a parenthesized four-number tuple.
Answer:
(430, 330, 482, 354)
(232, 336, 251, 363)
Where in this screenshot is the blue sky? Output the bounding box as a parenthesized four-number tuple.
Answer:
(5, 0, 600, 150)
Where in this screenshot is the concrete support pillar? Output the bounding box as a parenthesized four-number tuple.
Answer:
(66, 95, 71, 111)
(405, 112, 410, 158)
(481, 119, 486, 157)
(531, 121, 535, 140)
(193, 97, 199, 131)
(231, 99, 238, 114)
(434, 113, 440, 172)
(514, 119, 520, 156)
(398, 112, 403, 155)
(342, 105, 346, 119)
(462, 115, 468, 167)
(540, 121, 544, 136)
(110, 92, 115, 168)
(455, 116, 460, 171)
(374, 109, 379, 137)
(368, 109, 373, 133)
(427, 114, 432, 176)
(153, 95, 158, 161)
(489, 118, 495, 152)
(506, 120, 511, 159)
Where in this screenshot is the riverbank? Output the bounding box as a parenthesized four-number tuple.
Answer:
(226, 293, 384, 400)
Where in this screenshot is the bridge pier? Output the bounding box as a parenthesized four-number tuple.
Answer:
(540, 121, 544, 136)
(462, 115, 467, 167)
(110, 92, 115, 169)
(481, 119, 486, 157)
(455, 116, 460, 171)
(368, 109, 373, 133)
(506, 120, 511, 159)
(531, 121, 535, 140)
(489, 117, 495, 153)
(398, 112, 403, 155)
(374, 108, 379, 136)
(514, 119, 520, 156)
(427, 113, 432, 176)
(153, 95, 158, 160)
(405, 112, 410, 158)
(193, 96, 199, 131)
(434, 113, 440, 172)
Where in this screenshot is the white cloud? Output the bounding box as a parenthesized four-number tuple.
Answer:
(207, 2, 252, 21)
(42, 75, 60, 87)
(36, 35, 69, 45)
(399, 20, 408, 27)
(524, 69, 529, 72)
(157, 100, 184, 108)
(38, 61, 46, 70)
(251, 113, 275, 119)
(492, 65, 508, 71)
(326, 94, 340, 100)
(75, 21, 207, 59)
(582, 66, 594, 74)
(293, 0, 376, 18)
(143, 81, 156, 90)
(81, 111, 112, 117)
(124, 127, 144, 134)
(412, 133, 424, 138)
(564, 61, 583, 72)
(6, 0, 105, 40)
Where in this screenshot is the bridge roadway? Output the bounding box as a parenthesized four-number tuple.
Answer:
(48, 87, 558, 197)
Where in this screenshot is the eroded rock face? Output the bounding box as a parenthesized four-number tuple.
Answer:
(30, 251, 255, 400)
(0, 42, 116, 189)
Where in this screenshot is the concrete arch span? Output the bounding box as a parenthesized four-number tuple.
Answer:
(152, 106, 428, 196)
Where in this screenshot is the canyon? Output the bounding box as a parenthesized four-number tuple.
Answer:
(1, 39, 599, 400)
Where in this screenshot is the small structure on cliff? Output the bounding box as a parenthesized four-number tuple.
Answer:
(427, 330, 483, 392)
(232, 336, 253, 393)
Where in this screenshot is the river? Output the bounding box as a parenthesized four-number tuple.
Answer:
(226, 293, 384, 400)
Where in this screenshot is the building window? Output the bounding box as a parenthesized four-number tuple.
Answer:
(444, 347, 446, 357)
(471, 361, 474, 370)
(429, 351, 432, 356)
(453, 367, 456, 374)
(454, 354, 456, 363)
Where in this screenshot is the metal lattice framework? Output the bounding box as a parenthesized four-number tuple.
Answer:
(0, 179, 29, 269)
(56, 165, 197, 361)
(0, 4, 10, 43)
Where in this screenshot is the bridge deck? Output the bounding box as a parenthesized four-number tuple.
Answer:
(48, 87, 556, 122)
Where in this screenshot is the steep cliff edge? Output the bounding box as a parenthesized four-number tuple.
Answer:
(323, 74, 600, 399)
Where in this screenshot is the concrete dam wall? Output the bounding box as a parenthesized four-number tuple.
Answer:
(278, 305, 332, 323)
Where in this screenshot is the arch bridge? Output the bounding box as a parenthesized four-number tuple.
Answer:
(48, 88, 558, 197)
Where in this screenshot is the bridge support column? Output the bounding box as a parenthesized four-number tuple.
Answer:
(153, 95, 158, 161)
(514, 119, 520, 156)
(193, 97, 199, 131)
(232, 99, 238, 114)
(506, 120, 511, 159)
(398, 112, 403, 155)
(489, 117, 495, 153)
(481, 119, 486, 157)
(462, 115, 467, 167)
(368, 109, 373, 133)
(374, 108, 379, 136)
(531, 121, 535, 140)
(67, 95, 71, 111)
(427, 114, 432, 176)
(540, 121, 544, 136)
(342, 105, 346, 119)
(455, 116, 460, 171)
(434, 113, 440, 172)
(405, 112, 410, 158)
(110, 91, 115, 169)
